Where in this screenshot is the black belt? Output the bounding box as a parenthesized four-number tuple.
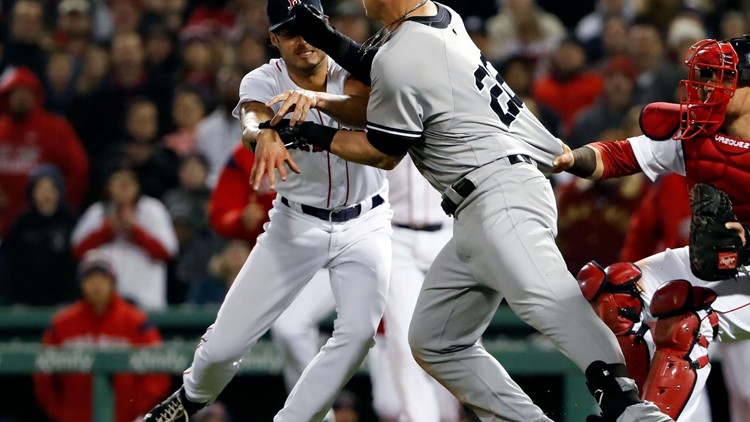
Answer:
(281, 195, 384, 222)
(394, 223, 444, 232)
(440, 154, 534, 216)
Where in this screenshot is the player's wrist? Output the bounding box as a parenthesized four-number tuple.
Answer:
(568, 146, 598, 179)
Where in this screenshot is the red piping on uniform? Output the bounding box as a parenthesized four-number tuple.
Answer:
(314, 109, 332, 208)
(326, 152, 332, 208)
(407, 164, 414, 224)
(344, 162, 350, 206)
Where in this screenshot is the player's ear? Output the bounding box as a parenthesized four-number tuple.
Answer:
(268, 31, 280, 49)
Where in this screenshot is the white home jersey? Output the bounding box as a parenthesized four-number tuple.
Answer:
(366, 4, 563, 191)
(387, 154, 451, 227)
(233, 58, 386, 208)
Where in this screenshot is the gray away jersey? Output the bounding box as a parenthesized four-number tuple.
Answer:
(366, 3, 563, 192)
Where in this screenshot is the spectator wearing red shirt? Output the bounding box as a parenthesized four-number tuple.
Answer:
(0, 66, 89, 237)
(33, 249, 170, 422)
(208, 142, 275, 244)
(532, 36, 604, 135)
(620, 173, 691, 262)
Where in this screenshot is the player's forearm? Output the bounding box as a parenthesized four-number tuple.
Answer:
(568, 146, 604, 179)
(330, 130, 402, 170)
(240, 103, 275, 142)
(315, 93, 368, 128)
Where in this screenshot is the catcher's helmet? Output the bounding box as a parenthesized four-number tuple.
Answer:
(678, 38, 739, 139)
(727, 34, 750, 81)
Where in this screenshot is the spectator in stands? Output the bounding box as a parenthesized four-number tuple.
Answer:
(142, 24, 180, 82)
(532, 35, 603, 135)
(666, 15, 707, 64)
(54, 0, 94, 59)
(556, 132, 649, 273)
(620, 173, 690, 263)
(587, 14, 631, 66)
(177, 25, 220, 91)
(0, 165, 78, 306)
(109, 0, 144, 35)
(196, 65, 243, 187)
(207, 142, 274, 244)
(0, 66, 89, 237)
(500, 55, 563, 136)
(233, 28, 269, 73)
(187, 239, 250, 305)
(43, 51, 78, 116)
(4, 0, 47, 78)
(627, 22, 683, 105)
(33, 249, 171, 422)
(164, 86, 208, 157)
(71, 166, 178, 310)
(720, 10, 747, 40)
(568, 56, 637, 149)
(74, 45, 110, 97)
(575, 0, 634, 59)
(485, 0, 566, 65)
(162, 152, 222, 299)
(69, 31, 173, 155)
(330, 0, 372, 43)
(120, 97, 180, 200)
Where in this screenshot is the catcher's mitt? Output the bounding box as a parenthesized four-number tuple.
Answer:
(689, 183, 747, 281)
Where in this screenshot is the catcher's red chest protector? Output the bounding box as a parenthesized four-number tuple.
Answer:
(683, 133, 750, 224)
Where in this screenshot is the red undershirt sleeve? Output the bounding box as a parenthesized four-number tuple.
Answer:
(588, 140, 643, 179)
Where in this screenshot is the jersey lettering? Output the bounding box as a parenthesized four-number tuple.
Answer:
(473, 54, 523, 127)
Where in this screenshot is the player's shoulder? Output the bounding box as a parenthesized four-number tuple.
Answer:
(376, 6, 455, 65)
(245, 58, 276, 76)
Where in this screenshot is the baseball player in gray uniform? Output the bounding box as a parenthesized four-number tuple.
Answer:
(143, 0, 393, 421)
(263, 1, 676, 421)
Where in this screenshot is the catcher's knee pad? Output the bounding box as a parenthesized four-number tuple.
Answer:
(642, 280, 719, 420)
(577, 261, 651, 389)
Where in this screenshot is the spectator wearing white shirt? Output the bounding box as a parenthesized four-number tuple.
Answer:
(71, 166, 178, 310)
(195, 65, 244, 187)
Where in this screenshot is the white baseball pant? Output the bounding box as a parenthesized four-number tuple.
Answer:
(182, 199, 393, 421)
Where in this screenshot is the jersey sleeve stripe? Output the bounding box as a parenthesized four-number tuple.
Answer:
(367, 122, 423, 138)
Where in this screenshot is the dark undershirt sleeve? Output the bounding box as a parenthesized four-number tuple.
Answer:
(366, 126, 421, 157)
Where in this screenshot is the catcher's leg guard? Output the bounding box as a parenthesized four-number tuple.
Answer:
(641, 280, 719, 420)
(577, 261, 651, 389)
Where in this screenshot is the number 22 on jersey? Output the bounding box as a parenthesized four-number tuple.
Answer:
(474, 54, 524, 127)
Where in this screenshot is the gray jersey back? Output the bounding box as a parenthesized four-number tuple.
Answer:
(366, 4, 562, 191)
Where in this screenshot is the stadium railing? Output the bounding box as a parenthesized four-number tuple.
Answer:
(0, 305, 596, 421)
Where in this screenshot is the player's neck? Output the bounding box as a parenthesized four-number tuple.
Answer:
(383, 0, 435, 29)
(286, 59, 329, 92)
(724, 113, 750, 139)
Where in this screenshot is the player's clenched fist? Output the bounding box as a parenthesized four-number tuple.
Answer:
(267, 90, 320, 126)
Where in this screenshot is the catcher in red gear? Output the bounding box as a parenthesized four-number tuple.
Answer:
(554, 35, 750, 421)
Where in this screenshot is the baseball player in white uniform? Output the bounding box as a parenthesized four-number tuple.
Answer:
(373, 154, 460, 422)
(267, 1, 674, 421)
(143, 0, 393, 421)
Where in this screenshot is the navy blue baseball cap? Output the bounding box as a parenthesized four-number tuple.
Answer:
(267, 0, 324, 32)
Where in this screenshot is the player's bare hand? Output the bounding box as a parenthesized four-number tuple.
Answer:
(725, 221, 747, 246)
(266, 90, 319, 126)
(250, 130, 301, 190)
(551, 143, 574, 173)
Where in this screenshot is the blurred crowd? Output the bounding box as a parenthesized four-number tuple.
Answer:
(1, 0, 750, 420)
